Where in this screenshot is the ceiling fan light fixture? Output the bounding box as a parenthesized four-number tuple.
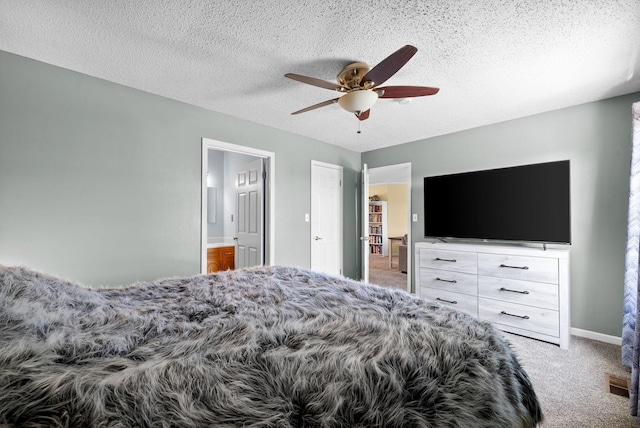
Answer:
(337, 90, 378, 114)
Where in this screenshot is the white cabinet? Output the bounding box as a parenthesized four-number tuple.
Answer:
(416, 247, 479, 318)
(416, 242, 570, 349)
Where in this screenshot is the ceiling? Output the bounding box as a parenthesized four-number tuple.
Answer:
(1, 1, 639, 153)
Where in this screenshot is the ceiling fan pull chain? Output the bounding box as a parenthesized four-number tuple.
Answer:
(357, 121, 361, 134)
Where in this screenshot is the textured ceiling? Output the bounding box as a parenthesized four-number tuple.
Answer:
(1, 1, 639, 152)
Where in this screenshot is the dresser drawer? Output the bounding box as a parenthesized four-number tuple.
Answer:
(478, 253, 558, 284)
(418, 249, 477, 274)
(479, 298, 559, 338)
(420, 268, 477, 295)
(478, 276, 558, 310)
(421, 288, 478, 318)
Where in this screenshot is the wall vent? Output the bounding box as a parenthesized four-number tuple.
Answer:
(604, 373, 630, 398)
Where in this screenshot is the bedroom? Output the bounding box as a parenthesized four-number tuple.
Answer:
(0, 1, 640, 425)
(2, 47, 636, 341)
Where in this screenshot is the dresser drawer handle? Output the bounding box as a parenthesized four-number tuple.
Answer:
(500, 311, 530, 320)
(435, 257, 457, 262)
(500, 263, 529, 270)
(436, 297, 458, 304)
(436, 277, 457, 284)
(499, 287, 529, 295)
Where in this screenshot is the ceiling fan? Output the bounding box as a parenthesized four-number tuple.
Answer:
(285, 45, 439, 121)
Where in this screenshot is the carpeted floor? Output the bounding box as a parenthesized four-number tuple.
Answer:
(506, 333, 636, 427)
(368, 254, 408, 291)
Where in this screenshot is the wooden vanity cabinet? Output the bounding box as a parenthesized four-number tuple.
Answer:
(207, 246, 235, 273)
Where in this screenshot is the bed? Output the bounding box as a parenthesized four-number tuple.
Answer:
(0, 264, 542, 427)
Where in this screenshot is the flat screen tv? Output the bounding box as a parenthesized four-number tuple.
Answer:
(423, 160, 571, 244)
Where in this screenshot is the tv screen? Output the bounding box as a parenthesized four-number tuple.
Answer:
(423, 160, 571, 244)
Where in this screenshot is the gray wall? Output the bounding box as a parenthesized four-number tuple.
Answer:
(0, 50, 361, 286)
(362, 92, 640, 337)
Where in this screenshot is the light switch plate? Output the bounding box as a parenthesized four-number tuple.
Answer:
(305, 213, 310, 222)
(412, 213, 418, 222)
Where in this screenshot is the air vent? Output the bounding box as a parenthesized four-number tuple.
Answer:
(604, 373, 630, 398)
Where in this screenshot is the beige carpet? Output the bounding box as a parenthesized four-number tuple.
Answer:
(368, 254, 408, 291)
(506, 333, 636, 427)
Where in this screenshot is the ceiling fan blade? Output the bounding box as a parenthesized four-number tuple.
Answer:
(376, 86, 440, 98)
(361, 45, 418, 88)
(285, 73, 345, 91)
(356, 109, 370, 121)
(291, 98, 339, 115)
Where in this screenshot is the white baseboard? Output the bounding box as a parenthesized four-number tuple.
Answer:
(571, 327, 622, 346)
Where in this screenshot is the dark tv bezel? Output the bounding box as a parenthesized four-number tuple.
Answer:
(423, 160, 571, 245)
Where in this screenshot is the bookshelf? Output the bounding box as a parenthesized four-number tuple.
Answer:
(368, 201, 388, 256)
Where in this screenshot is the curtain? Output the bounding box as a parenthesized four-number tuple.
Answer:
(623, 101, 640, 419)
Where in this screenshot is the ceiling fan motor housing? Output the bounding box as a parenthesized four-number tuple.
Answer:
(337, 62, 370, 89)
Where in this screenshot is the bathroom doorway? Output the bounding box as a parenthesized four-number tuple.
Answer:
(200, 138, 275, 274)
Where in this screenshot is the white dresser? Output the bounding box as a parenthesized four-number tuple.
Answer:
(415, 242, 570, 349)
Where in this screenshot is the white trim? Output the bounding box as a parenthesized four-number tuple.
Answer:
(362, 163, 369, 283)
(406, 163, 412, 293)
(571, 327, 622, 346)
(310, 160, 343, 168)
(201, 138, 276, 274)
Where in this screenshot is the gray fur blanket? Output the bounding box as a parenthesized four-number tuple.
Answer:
(0, 265, 542, 427)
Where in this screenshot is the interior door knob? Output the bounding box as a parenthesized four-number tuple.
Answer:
(314, 236, 323, 240)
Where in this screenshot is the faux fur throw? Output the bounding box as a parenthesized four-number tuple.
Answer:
(0, 265, 542, 427)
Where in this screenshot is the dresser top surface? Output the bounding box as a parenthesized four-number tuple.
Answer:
(415, 241, 570, 259)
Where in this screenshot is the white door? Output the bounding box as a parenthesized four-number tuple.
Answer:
(310, 161, 343, 276)
(235, 158, 263, 269)
(361, 163, 370, 282)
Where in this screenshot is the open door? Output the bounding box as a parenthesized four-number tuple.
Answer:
(361, 163, 369, 282)
(235, 158, 264, 269)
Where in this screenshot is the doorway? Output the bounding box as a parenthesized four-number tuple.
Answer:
(310, 160, 343, 276)
(365, 163, 411, 292)
(200, 138, 275, 274)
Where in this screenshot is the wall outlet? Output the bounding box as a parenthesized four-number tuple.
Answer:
(412, 213, 418, 222)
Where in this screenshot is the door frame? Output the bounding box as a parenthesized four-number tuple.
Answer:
(365, 162, 412, 293)
(361, 163, 369, 282)
(201, 138, 275, 274)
